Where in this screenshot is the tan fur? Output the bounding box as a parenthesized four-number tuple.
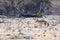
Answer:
(36, 20, 49, 26)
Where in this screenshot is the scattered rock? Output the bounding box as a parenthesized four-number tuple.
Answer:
(9, 35, 18, 39)
(6, 34, 11, 36)
(24, 35, 30, 39)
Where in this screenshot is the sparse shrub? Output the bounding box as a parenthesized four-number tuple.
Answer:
(36, 11, 42, 17)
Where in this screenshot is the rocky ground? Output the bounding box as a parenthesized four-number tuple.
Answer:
(0, 15, 60, 40)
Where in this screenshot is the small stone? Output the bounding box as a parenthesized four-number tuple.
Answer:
(6, 34, 11, 36)
(27, 21, 30, 24)
(55, 28, 57, 30)
(38, 35, 40, 36)
(43, 35, 46, 37)
(43, 30, 47, 34)
(24, 36, 30, 39)
(54, 35, 57, 37)
(10, 36, 15, 39)
(34, 26, 38, 28)
(10, 35, 18, 39)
